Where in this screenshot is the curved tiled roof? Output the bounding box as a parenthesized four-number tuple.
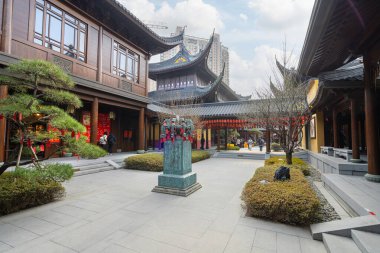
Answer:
(148, 64, 225, 103)
(147, 99, 261, 118)
(63, 0, 184, 55)
(149, 32, 214, 76)
(110, 0, 185, 46)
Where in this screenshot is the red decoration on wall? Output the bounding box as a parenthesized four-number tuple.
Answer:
(82, 112, 111, 143)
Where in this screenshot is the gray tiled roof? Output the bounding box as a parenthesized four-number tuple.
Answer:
(149, 34, 213, 74)
(319, 58, 365, 81)
(148, 64, 225, 103)
(148, 100, 260, 118)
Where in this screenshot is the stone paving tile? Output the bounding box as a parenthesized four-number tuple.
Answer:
(8, 240, 77, 253)
(0, 223, 38, 247)
(67, 199, 110, 213)
(276, 233, 302, 253)
(0, 242, 12, 252)
(114, 233, 189, 253)
(190, 229, 231, 253)
(133, 224, 199, 250)
(81, 230, 131, 253)
(148, 207, 213, 239)
(252, 229, 277, 252)
(52, 204, 97, 219)
(251, 247, 276, 253)
(208, 203, 244, 234)
(31, 210, 80, 227)
(239, 217, 312, 239)
(51, 210, 136, 252)
(299, 238, 327, 253)
(224, 224, 256, 253)
(7, 216, 61, 236)
(101, 243, 138, 253)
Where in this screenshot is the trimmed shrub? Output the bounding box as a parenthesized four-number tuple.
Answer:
(227, 146, 240, 151)
(125, 153, 163, 172)
(125, 150, 211, 172)
(241, 165, 320, 225)
(192, 150, 211, 163)
(271, 143, 281, 151)
(0, 164, 74, 215)
(265, 156, 310, 176)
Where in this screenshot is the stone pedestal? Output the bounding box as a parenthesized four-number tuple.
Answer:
(152, 138, 201, 196)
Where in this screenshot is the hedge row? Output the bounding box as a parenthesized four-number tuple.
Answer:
(264, 156, 310, 176)
(125, 150, 211, 172)
(241, 165, 320, 225)
(0, 163, 73, 215)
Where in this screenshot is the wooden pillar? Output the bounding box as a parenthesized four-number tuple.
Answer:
(266, 129, 270, 153)
(333, 109, 339, 148)
(0, 86, 8, 161)
(1, 0, 13, 53)
(217, 128, 221, 150)
(224, 127, 228, 150)
(0, 0, 13, 161)
(206, 128, 209, 149)
(152, 123, 155, 149)
(138, 108, 145, 151)
(90, 98, 99, 144)
(350, 98, 360, 160)
(363, 54, 380, 179)
(96, 26, 103, 82)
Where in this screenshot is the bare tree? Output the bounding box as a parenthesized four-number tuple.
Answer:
(254, 42, 311, 164)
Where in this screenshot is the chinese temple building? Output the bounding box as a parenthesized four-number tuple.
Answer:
(298, 0, 380, 181)
(146, 32, 252, 150)
(0, 0, 184, 160)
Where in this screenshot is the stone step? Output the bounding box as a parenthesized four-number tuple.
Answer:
(74, 163, 110, 171)
(311, 215, 380, 240)
(351, 230, 380, 253)
(74, 165, 114, 176)
(322, 234, 361, 253)
(215, 152, 265, 160)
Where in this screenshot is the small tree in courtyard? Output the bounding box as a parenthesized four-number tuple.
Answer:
(254, 43, 311, 165)
(0, 59, 104, 175)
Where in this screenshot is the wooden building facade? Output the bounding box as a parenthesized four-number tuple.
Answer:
(0, 0, 183, 160)
(298, 0, 380, 181)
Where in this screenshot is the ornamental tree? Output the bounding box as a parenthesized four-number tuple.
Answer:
(253, 42, 311, 165)
(0, 59, 87, 174)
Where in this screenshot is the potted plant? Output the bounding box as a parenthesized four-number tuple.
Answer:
(63, 147, 73, 157)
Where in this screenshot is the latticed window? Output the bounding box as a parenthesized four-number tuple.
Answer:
(34, 0, 87, 62)
(113, 41, 139, 83)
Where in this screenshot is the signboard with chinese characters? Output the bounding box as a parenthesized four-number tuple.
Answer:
(82, 112, 111, 142)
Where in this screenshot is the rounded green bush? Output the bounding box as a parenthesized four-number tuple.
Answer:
(124, 150, 211, 172)
(264, 156, 310, 176)
(241, 165, 320, 225)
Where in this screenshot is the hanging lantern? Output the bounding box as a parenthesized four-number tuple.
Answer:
(67, 104, 75, 114)
(109, 111, 116, 120)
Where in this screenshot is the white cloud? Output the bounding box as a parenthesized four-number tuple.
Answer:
(239, 13, 248, 21)
(248, 0, 314, 30)
(229, 45, 298, 96)
(119, 0, 224, 38)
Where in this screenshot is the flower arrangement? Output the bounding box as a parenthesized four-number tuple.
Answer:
(160, 116, 194, 143)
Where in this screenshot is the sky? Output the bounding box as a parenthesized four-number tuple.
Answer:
(118, 0, 315, 96)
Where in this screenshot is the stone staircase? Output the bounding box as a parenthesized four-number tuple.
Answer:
(213, 151, 266, 160)
(73, 159, 123, 176)
(311, 215, 380, 252)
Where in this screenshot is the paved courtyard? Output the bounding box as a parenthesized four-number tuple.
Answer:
(0, 158, 325, 253)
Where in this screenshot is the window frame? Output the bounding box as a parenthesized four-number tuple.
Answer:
(112, 40, 140, 83)
(33, 0, 87, 62)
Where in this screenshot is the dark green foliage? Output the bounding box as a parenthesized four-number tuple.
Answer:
(191, 150, 211, 163)
(65, 136, 107, 159)
(124, 150, 211, 172)
(265, 156, 310, 176)
(227, 146, 240, 150)
(241, 165, 320, 225)
(0, 163, 74, 215)
(126, 153, 164, 172)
